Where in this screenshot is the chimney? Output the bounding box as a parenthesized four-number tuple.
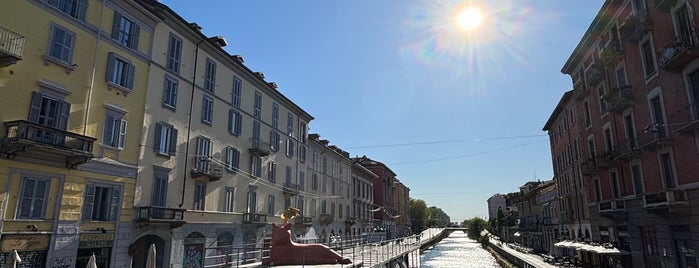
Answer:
(189, 23, 202, 31)
(208, 36, 227, 47)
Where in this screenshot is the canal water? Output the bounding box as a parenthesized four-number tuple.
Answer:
(420, 232, 500, 268)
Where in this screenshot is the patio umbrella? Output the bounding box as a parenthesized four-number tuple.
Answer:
(146, 243, 157, 268)
(86, 253, 97, 268)
(5, 250, 21, 268)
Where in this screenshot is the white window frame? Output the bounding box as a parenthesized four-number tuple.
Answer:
(225, 147, 240, 172)
(202, 95, 214, 125)
(166, 33, 182, 73)
(154, 122, 177, 156)
(82, 181, 122, 221)
(193, 181, 206, 211)
(103, 112, 127, 149)
(228, 109, 242, 136)
(163, 76, 178, 109)
(224, 187, 235, 213)
(204, 58, 216, 92)
(47, 24, 76, 65)
(17, 176, 50, 219)
(232, 78, 242, 108)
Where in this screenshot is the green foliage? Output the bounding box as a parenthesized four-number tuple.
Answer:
(463, 217, 488, 240)
(409, 198, 430, 234)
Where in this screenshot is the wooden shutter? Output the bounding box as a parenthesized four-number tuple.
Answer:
(109, 186, 120, 220)
(117, 119, 127, 149)
(104, 115, 115, 146)
(106, 53, 115, 83)
(82, 185, 96, 220)
(111, 12, 122, 39)
(169, 128, 178, 156)
(153, 123, 162, 152)
(28, 92, 42, 123)
(58, 101, 71, 130)
(125, 63, 135, 89)
(77, 0, 88, 21)
(130, 24, 140, 49)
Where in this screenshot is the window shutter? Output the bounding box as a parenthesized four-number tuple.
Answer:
(153, 123, 162, 152)
(117, 119, 127, 149)
(48, 0, 59, 6)
(111, 12, 122, 39)
(228, 110, 233, 134)
(77, 0, 88, 21)
(28, 92, 42, 123)
(169, 128, 178, 156)
(82, 185, 96, 220)
(106, 53, 115, 83)
(34, 180, 47, 218)
(236, 113, 242, 134)
(126, 63, 135, 89)
(109, 187, 120, 220)
(131, 24, 140, 49)
(19, 179, 35, 218)
(104, 115, 115, 146)
(58, 101, 71, 130)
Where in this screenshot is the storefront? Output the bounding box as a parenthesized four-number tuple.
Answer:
(75, 233, 114, 268)
(0, 234, 49, 267)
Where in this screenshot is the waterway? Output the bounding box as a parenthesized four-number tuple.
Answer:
(420, 232, 500, 268)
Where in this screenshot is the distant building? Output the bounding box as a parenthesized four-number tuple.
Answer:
(353, 156, 399, 238)
(393, 180, 411, 236)
(350, 161, 377, 236)
(487, 194, 507, 221)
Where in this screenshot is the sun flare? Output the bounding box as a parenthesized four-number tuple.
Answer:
(457, 7, 483, 31)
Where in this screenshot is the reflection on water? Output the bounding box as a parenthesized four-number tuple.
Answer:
(421, 232, 500, 268)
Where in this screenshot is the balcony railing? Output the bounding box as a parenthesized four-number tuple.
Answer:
(191, 156, 223, 181)
(598, 199, 627, 215)
(602, 85, 634, 114)
(580, 159, 598, 176)
(615, 138, 641, 161)
(243, 213, 268, 224)
(248, 138, 271, 156)
(597, 150, 619, 169)
(585, 63, 604, 87)
(135, 206, 186, 228)
(282, 182, 300, 195)
(0, 25, 25, 66)
(294, 216, 313, 226)
(639, 129, 673, 151)
(1, 120, 95, 168)
(620, 14, 653, 44)
(601, 40, 624, 67)
(318, 213, 334, 226)
(643, 189, 689, 209)
(654, 0, 678, 12)
(658, 30, 699, 70)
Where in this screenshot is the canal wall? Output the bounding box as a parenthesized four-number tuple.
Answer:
(419, 230, 450, 251)
(484, 240, 540, 268)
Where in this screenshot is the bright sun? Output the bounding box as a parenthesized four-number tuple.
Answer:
(457, 7, 482, 31)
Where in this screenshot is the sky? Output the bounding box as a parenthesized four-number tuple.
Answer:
(160, 0, 605, 222)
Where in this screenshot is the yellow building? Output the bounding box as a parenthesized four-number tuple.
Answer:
(0, 0, 157, 266)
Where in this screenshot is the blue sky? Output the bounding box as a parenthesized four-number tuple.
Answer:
(161, 0, 605, 222)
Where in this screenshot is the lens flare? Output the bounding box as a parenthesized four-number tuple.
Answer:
(457, 7, 482, 31)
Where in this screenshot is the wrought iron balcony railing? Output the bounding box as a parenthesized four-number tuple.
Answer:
(598, 199, 627, 215)
(585, 63, 604, 87)
(643, 189, 689, 209)
(602, 85, 634, 114)
(243, 213, 268, 224)
(620, 14, 653, 44)
(294, 216, 313, 225)
(248, 138, 271, 156)
(671, 104, 699, 134)
(658, 29, 699, 70)
(601, 40, 624, 67)
(191, 156, 223, 181)
(580, 158, 598, 176)
(615, 138, 641, 161)
(0, 25, 24, 66)
(283, 182, 300, 195)
(135, 206, 187, 228)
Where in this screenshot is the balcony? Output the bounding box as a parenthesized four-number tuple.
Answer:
(318, 213, 334, 226)
(602, 86, 634, 114)
(643, 189, 689, 209)
(615, 138, 641, 161)
(248, 138, 271, 156)
(585, 63, 604, 87)
(191, 156, 222, 182)
(282, 182, 300, 195)
(1, 120, 96, 169)
(600, 40, 624, 67)
(672, 104, 699, 134)
(294, 216, 313, 226)
(658, 30, 699, 71)
(0, 25, 25, 67)
(653, 0, 678, 12)
(597, 150, 619, 169)
(580, 159, 599, 176)
(639, 130, 673, 151)
(620, 14, 653, 44)
(598, 199, 627, 215)
(242, 213, 268, 226)
(135, 206, 186, 228)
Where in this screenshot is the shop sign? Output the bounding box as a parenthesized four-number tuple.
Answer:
(1, 235, 49, 252)
(78, 233, 114, 249)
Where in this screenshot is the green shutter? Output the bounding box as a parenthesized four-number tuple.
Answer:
(111, 12, 122, 39)
(153, 123, 162, 152)
(106, 53, 115, 83)
(28, 92, 42, 123)
(169, 128, 178, 156)
(83, 185, 96, 220)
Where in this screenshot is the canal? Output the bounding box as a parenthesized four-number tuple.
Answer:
(420, 231, 500, 268)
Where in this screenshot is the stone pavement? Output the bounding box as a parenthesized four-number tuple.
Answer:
(489, 238, 558, 268)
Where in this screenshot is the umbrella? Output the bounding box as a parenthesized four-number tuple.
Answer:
(146, 243, 157, 268)
(5, 250, 21, 268)
(86, 253, 97, 268)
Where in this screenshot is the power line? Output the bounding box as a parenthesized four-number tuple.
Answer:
(388, 139, 548, 165)
(344, 134, 547, 149)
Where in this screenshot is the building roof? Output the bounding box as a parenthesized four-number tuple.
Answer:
(542, 90, 573, 131)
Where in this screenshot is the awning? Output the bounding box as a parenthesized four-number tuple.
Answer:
(591, 246, 630, 255)
(513, 232, 521, 237)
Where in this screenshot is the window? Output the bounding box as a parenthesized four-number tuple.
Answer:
(103, 113, 126, 149)
(232, 78, 242, 108)
(659, 152, 676, 188)
(48, 24, 75, 64)
(228, 110, 242, 136)
(299, 171, 305, 190)
(204, 59, 216, 92)
(224, 187, 235, 212)
(17, 176, 49, 219)
(193, 182, 206, 210)
(225, 147, 240, 172)
(267, 195, 275, 215)
(285, 166, 292, 184)
(286, 138, 294, 157)
(154, 122, 177, 156)
(251, 156, 262, 177)
(166, 34, 182, 73)
(587, 135, 596, 159)
(610, 171, 620, 198)
(297, 196, 305, 213)
(272, 103, 279, 129)
(598, 85, 607, 114)
(201, 95, 213, 124)
(616, 64, 628, 87)
(312, 173, 318, 190)
(673, 4, 694, 49)
(583, 100, 591, 127)
(152, 167, 169, 207)
(287, 113, 294, 136)
(28, 92, 70, 130)
(83, 183, 121, 221)
(270, 131, 280, 152)
(284, 197, 291, 212)
(247, 186, 257, 213)
(623, 113, 637, 147)
(322, 156, 328, 174)
(632, 0, 648, 17)
(268, 161, 277, 182)
(299, 146, 307, 163)
(640, 38, 657, 78)
(313, 151, 319, 170)
(299, 122, 308, 143)
(162, 76, 178, 109)
(254, 91, 262, 118)
(649, 95, 667, 137)
(603, 125, 613, 152)
(111, 13, 140, 49)
(49, 0, 88, 20)
(106, 53, 135, 90)
(195, 136, 212, 171)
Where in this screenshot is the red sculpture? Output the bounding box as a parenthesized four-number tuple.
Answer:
(265, 223, 352, 265)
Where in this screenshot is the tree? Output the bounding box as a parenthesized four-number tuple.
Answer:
(409, 198, 430, 234)
(463, 217, 488, 241)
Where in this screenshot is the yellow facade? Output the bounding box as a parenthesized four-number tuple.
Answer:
(0, 0, 156, 266)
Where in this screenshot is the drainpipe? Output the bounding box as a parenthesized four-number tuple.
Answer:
(180, 38, 205, 207)
(84, 0, 107, 134)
